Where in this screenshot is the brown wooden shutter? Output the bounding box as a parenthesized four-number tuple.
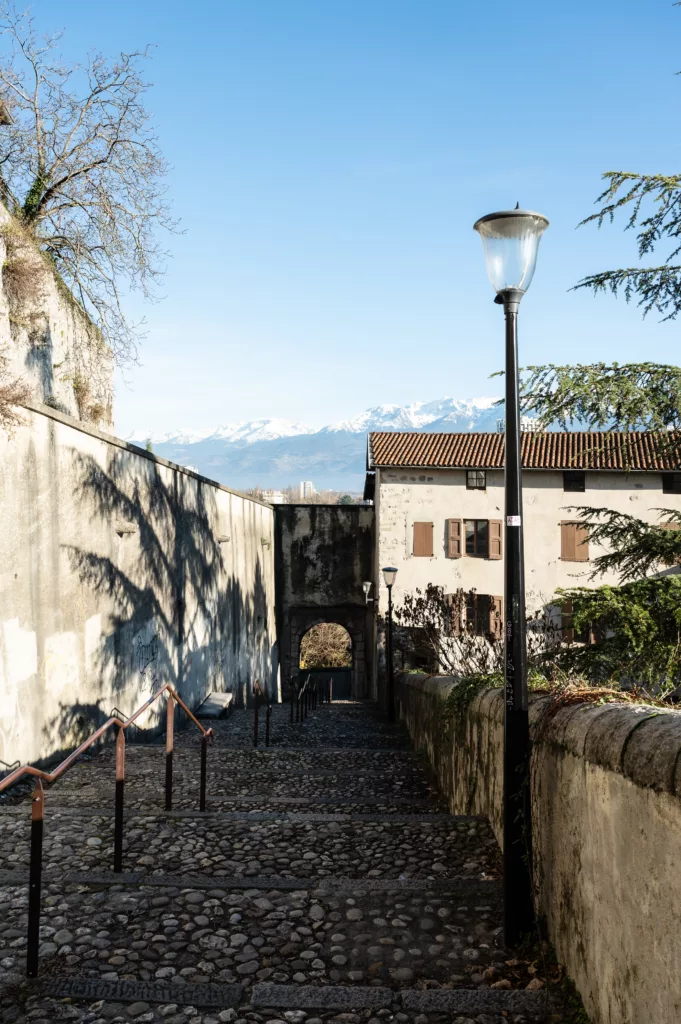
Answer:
(489, 596, 503, 639)
(445, 592, 463, 634)
(413, 521, 434, 557)
(489, 520, 502, 559)
(561, 521, 576, 561)
(574, 523, 589, 561)
(446, 518, 462, 558)
(561, 599, 574, 643)
(561, 521, 588, 561)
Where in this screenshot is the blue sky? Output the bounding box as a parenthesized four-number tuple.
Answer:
(29, 0, 681, 436)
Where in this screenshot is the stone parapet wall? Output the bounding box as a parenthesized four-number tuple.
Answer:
(0, 402, 277, 768)
(396, 672, 681, 1024)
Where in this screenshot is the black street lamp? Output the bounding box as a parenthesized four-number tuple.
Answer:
(473, 205, 549, 946)
(382, 566, 398, 720)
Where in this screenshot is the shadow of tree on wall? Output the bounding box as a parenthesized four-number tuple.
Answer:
(41, 446, 272, 754)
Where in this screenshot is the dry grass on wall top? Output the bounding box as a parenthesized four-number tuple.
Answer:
(300, 622, 352, 669)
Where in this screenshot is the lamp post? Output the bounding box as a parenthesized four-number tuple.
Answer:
(473, 205, 548, 945)
(382, 567, 398, 720)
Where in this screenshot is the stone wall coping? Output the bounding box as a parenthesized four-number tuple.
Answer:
(20, 399, 274, 510)
(397, 672, 681, 796)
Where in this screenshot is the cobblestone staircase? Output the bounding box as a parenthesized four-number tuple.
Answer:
(0, 701, 572, 1024)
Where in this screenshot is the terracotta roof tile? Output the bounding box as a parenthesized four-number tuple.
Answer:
(367, 431, 681, 471)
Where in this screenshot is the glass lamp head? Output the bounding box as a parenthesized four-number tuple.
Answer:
(382, 566, 398, 587)
(473, 208, 549, 296)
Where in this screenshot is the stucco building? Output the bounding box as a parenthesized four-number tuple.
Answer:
(364, 431, 681, 665)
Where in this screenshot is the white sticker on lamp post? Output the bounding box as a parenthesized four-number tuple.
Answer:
(507, 515, 521, 526)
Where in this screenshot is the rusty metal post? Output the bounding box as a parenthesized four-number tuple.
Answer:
(329, 678, 333, 703)
(266, 702, 272, 746)
(253, 686, 260, 747)
(26, 779, 44, 978)
(200, 734, 207, 811)
(114, 726, 125, 872)
(165, 694, 174, 812)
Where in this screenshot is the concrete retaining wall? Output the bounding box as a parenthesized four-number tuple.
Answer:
(397, 672, 681, 1024)
(0, 402, 277, 767)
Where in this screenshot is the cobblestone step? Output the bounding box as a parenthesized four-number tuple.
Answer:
(44, 794, 441, 814)
(0, 812, 498, 882)
(0, 876, 504, 989)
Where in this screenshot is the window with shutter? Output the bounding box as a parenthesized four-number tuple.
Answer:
(489, 520, 502, 559)
(464, 593, 496, 636)
(464, 519, 489, 557)
(561, 521, 589, 561)
(446, 519, 462, 558)
(413, 521, 434, 557)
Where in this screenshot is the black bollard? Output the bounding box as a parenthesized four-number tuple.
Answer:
(26, 779, 44, 978)
(114, 727, 125, 873)
(200, 733, 207, 811)
(165, 696, 174, 812)
(253, 687, 260, 747)
(266, 703, 272, 746)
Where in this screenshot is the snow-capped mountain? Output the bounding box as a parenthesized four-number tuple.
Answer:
(137, 418, 315, 446)
(130, 397, 511, 492)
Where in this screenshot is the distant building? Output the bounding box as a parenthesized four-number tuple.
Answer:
(496, 416, 540, 433)
(298, 481, 316, 500)
(364, 429, 681, 641)
(262, 490, 286, 504)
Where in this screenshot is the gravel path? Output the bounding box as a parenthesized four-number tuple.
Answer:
(0, 700, 578, 1023)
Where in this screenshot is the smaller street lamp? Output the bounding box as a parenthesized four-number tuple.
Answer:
(363, 581, 374, 604)
(382, 567, 398, 720)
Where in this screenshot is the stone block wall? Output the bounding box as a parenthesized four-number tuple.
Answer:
(274, 505, 374, 698)
(396, 672, 681, 1024)
(0, 207, 113, 429)
(0, 402, 277, 768)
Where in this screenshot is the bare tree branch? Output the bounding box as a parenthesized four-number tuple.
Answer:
(0, 3, 178, 363)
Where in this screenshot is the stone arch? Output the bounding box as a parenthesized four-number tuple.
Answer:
(284, 606, 368, 699)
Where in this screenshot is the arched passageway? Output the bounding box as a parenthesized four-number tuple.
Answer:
(299, 622, 353, 699)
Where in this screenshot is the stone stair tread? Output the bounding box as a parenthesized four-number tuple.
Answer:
(26, 806, 458, 822)
(45, 794, 437, 808)
(251, 983, 551, 1013)
(196, 692, 234, 718)
(38, 977, 243, 1007)
(251, 983, 393, 1010)
(60, 868, 500, 893)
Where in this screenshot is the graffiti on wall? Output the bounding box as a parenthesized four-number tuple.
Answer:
(133, 619, 160, 691)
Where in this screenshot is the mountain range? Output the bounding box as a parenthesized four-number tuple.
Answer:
(130, 397, 521, 493)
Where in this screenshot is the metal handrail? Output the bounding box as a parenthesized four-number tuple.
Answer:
(3, 682, 214, 980)
(0, 682, 212, 794)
